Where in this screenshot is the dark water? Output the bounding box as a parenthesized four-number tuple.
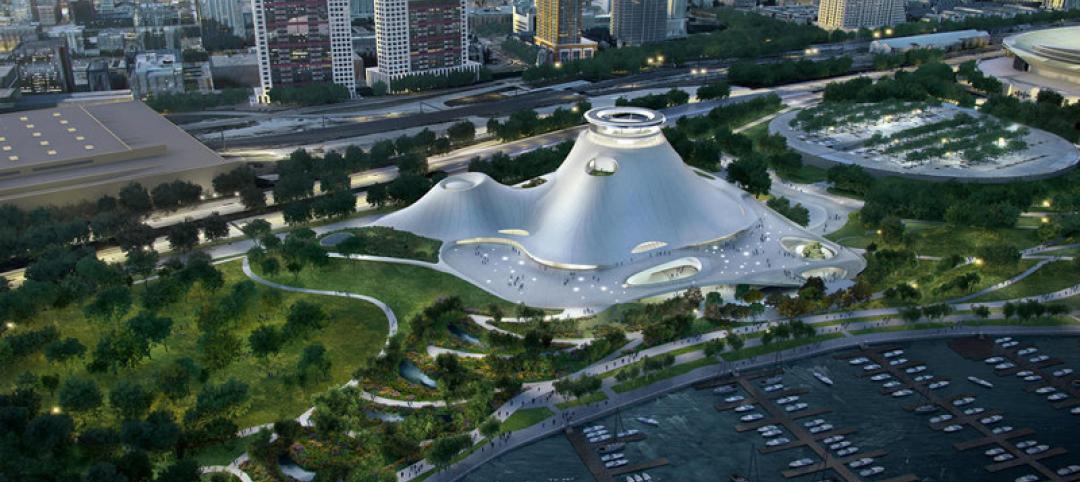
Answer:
(462, 336, 1080, 482)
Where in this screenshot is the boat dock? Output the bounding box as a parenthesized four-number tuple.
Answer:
(564, 428, 667, 482)
(851, 343, 1077, 482)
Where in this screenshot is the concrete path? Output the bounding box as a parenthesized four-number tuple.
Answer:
(427, 345, 487, 359)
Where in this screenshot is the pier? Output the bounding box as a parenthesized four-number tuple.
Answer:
(564, 427, 668, 482)
(852, 342, 1075, 482)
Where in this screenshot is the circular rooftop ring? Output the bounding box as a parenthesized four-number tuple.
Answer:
(585, 107, 666, 138)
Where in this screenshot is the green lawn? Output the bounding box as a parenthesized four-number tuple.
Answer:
(191, 433, 260, 467)
(500, 407, 554, 433)
(324, 226, 443, 263)
(255, 258, 517, 332)
(776, 164, 829, 184)
(904, 224, 1042, 257)
(849, 322, 950, 335)
(970, 261, 1078, 302)
(826, 212, 875, 248)
(1, 260, 389, 429)
(555, 391, 607, 410)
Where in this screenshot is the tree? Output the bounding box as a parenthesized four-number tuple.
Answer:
(167, 221, 200, 252)
(84, 462, 126, 482)
(126, 311, 174, 350)
(447, 121, 476, 145)
(283, 201, 313, 225)
(156, 359, 195, 401)
(198, 330, 243, 371)
(125, 247, 159, 282)
(242, 219, 272, 243)
(59, 376, 103, 413)
(248, 325, 285, 374)
(879, 215, 905, 244)
(155, 459, 200, 482)
(426, 434, 472, 468)
(45, 337, 86, 367)
(84, 285, 133, 323)
(696, 80, 731, 100)
(726, 155, 771, 195)
(284, 300, 327, 338)
(973, 305, 991, 319)
(25, 414, 75, 455)
(296, 343, 331, 384)
(259, 256, 281, 277)
(202, 213, 230, 240)
(118, 184, 153, 215)
(727, 332, 745, 351)
(110, 380, 153, 420)
(479, 417, 501, 438)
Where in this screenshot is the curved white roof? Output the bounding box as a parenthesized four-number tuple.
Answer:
(375, 107, 757, 268)
(1004, 27, 1080, 80)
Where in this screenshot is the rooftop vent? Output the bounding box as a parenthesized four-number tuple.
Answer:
(584, 107, 665, 139)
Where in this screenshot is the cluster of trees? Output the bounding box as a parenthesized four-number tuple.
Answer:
(500, 38, 540, 65)
(379, 69, 492, 94)
(871, 48, 943, 71)
(614, 88, 689, 110)
(727, 56, 852, 88)
(469, 141, 573, 185)
(334, 227, 442, 263)
(767, 276, 872, 318)
(485, 102, 592, 142)
(614, 353, 676, 382)
(145, 88, 249, 113)
(553, 374, 603, 398)
(696, 80, 731, 101)
(956, 60, 1004, 97)
(766, 196, 810, 226)
(870, 8, 1080, 40)
(521, 9, 846, 84)
(823, 62, 975, 107)
(981, 90, 1080, 143)
(1001, 299, 1069, 321)
(761, 320, 816, 345)
(268, 84, 351, 106)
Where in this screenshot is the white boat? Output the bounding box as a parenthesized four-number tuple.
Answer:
(823, 435, 846, 444)
(1030, 355, 1049, 363)
(601, 453, 624, 462)
(1002, 341, 1019, 348)
(829, 441, 852, 450)
(993, 426, 1014, 434)
(837, 447, 859, 456)
(813, 371, 834, 386)
(724, 395, 745, 403)
(968, 376, 994, 388)
(1053, 368, 1074, 377)
(734, 404, 755, 412)
(1017, 370, 1034, 377)
(963, 407, 985, 416)
(980, 415, 1003, 424)
(1018, 348, 1038, 356)
(985, 447, 1005, 456)
(953, 397, 976, 406)
(848, 458, 874, 469)
(870, 373, 891, 381)
(804, 419, 826, 428)
(1035, 387, 1056, 394)
(642, 475, 652, 482)
(583, 425, 605, 433)
(757, 425, 779, 433)
(1024, 375, 1043, 382)
(785, 403, 808, 412)
(764, 375, 784, 385)
(1057, 465, 1080, 476)
(761, 429, 783, 437)
(766, 437, 790, 447)
(859, 466, 885, 477)
(636, 417, 660, 426)
(914, 374, 934, 382)
(1072, 406, 1080, 415)
(849, 357, 869, 365)
(994, 337, 1013, 344)
(892, 389, 913, 397)
(884, 350, 904, 358)
(994, 453, 1015, 462)
(741, 413, 764, 422)
(905, 365, 927, 374)
(889, 358, 908, 366)
(605, 459, 628, 468)
(616, 430, 640, 438)
(883, 381, 901, 388)
(713, 385, 737, 394)
(789, 458, 815, 468)
(1015, 475, 1038, 482)
(626, 476, 636, 482)
(985, 357, 1004, 364)
(589, 434, 612, 443)
(1025, 445, 1049, 455)
(863, 364, 882, 371)
(809, 424, 834, 434)
(1016, 440, 1037, 449)
(915, 404, 937, 413)
(776, 396, 800, 405)
(930, 414, 953, 424)
(995, 362, 1015, 370)
(928, 381, 949, 390)
(598, 443, 624, 454)
(1048, 393, 1068, 401)
(763, 383, 784, 392)
(943, 425, 963, 432)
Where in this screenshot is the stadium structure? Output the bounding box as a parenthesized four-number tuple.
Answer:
(372, 107, 865, 309)
(979, 26, 1080, 104)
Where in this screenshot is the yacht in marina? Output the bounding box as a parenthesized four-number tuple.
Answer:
(985, 357, 1005, 364)
(994, 453, 1015, 462)
(763, 384, 784, 392)
(1016, 475, 1039, 482)
(713, 385, 737, 394)
(849, 357, 869, 365)
(985, 447, 1005, 456)
(942, 424, 963, 432)
(930, 414, 953, 424)
(837, 447, 860, 456)
(953, 397, 976, 406)
(789, 458, 815, 468)
(809, 424, 834, 434)
(992, 426, 1015, 434)
(892, 389, 914, 397)
(804, 419, 826, 428)
(980, 415, 1003, 424)
(1054, 368, 1074, 377)
(994, 337, 1013, 344)
(995, 362, 1015, 370)
(785, 402, 808, 412)
(870, 373, 891, 381)
(813, 370, 834, 386)
(964, 407, 985, 416)
(735, 404, 755, 412)
(1024, 375, 1043, 382)
(766, 437, 790, 447)
(741, 413, 764, 422)
(859, 466, 885, 477)
(636, 417, 660, 426)
(848, 458, 874, 469)
(968, 376, 994, 388)
(1030, 355, 1050, 363)
(724, 395, 745, 403)
(1018, 347, 1038, 356)
(1035, 386, 1056, 394)
(928, 381, 949, 390)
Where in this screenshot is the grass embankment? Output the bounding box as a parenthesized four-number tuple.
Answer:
(256, 258, 517, 333)
(611, 357, 719, 393)
(324, 226, 443, 263)
(500, 407, 554, 433)
(970, 261, 1078, 302)
(826, 215, 1042, 256)
(0, 260, 389, 429)
(721, 334, 844, 362)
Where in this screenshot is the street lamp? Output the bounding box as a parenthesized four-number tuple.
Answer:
(885, 28, 893, 35)
(656, 55, 665, 63)
(554, 61, 562, 69)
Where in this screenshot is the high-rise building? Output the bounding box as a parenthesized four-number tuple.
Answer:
(251, 0, 356, 103)
(13, 38, 75, 94)
(366, 0, 479, 90)
(817, 0, 903, 30)
(666, 0, 685, 38)
(535, 0, 595, 63)
(610, 0, 665, 46)
(200, 0, 246, 37)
